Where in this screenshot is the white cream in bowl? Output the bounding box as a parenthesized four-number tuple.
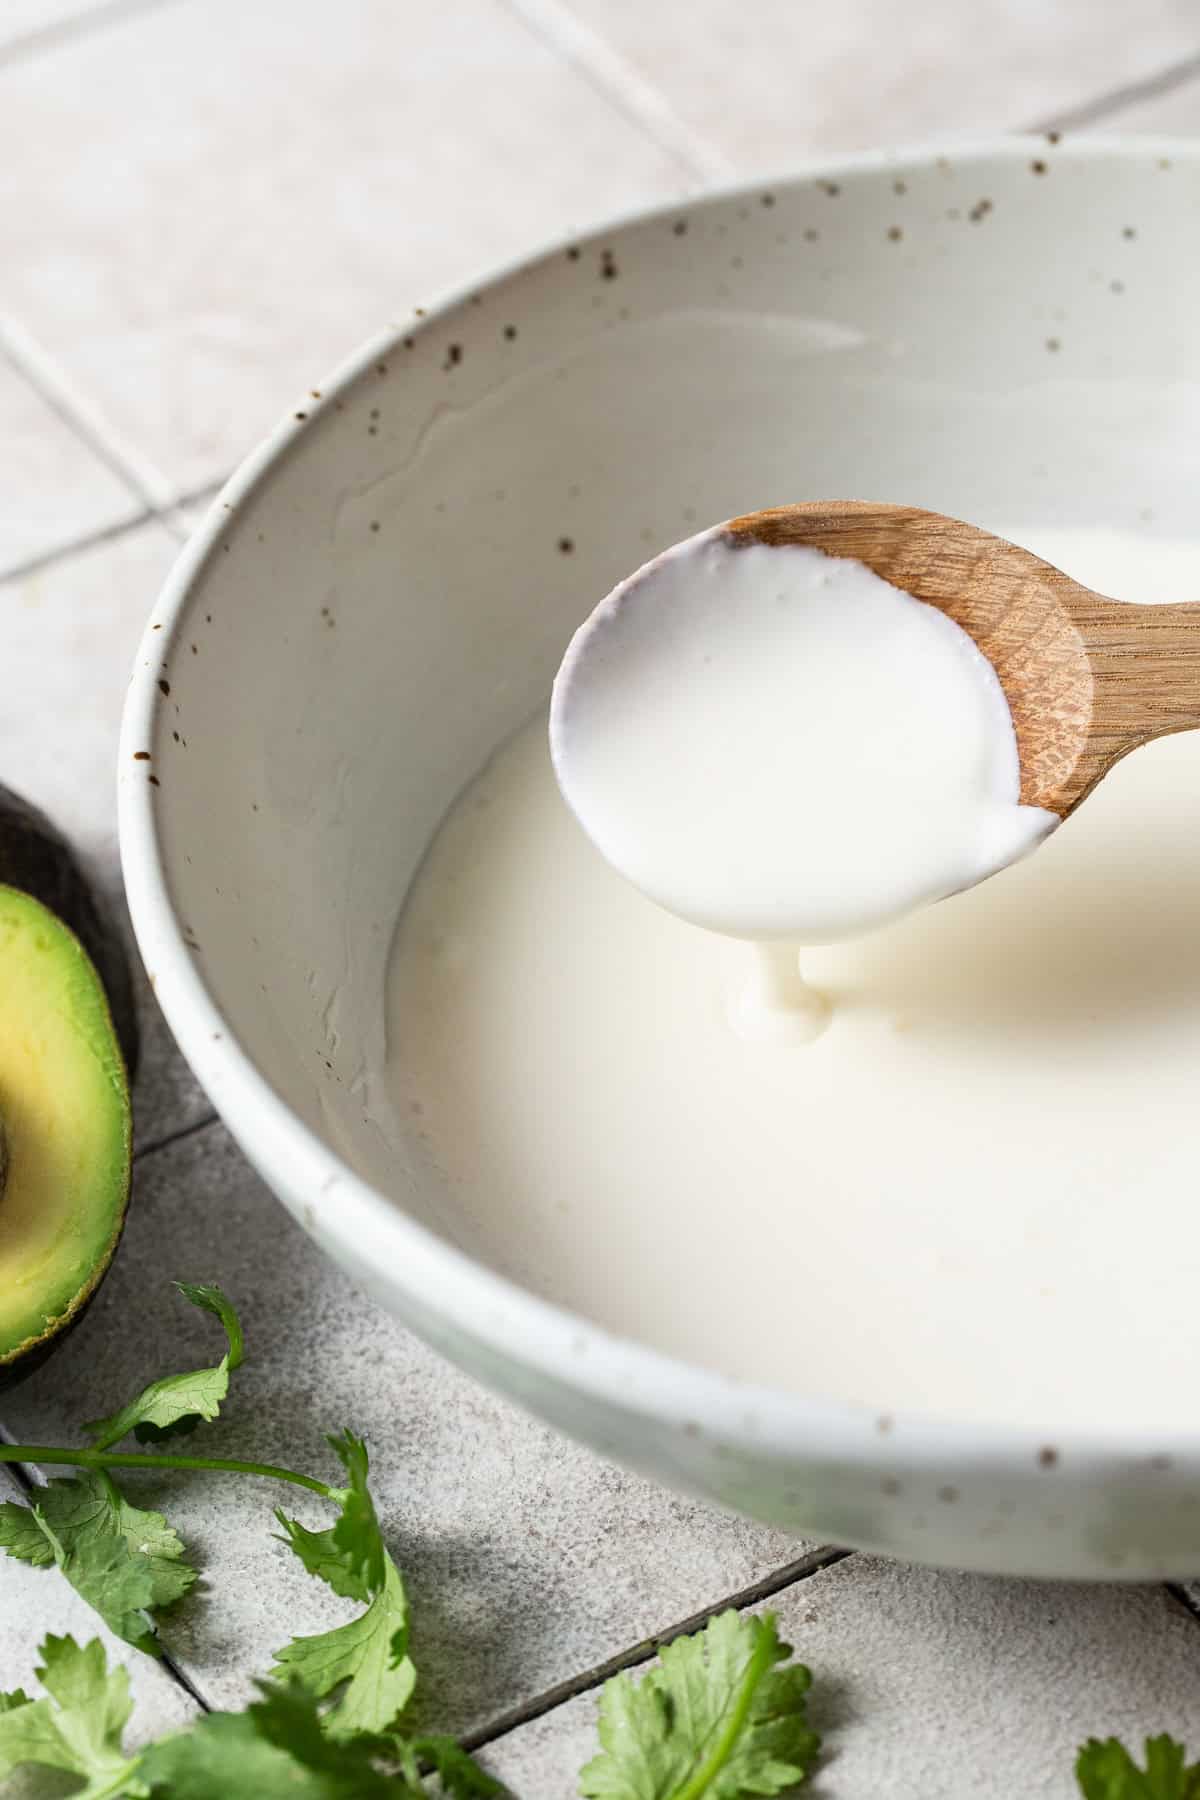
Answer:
(387, 524, 1200, 1434)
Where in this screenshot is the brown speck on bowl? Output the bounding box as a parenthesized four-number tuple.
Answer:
(760, 192, 775, 208)
(443, 343, 463, 370)
(158, 678, 170, 697)
(294, 411, 307, 422)
(503, 324, 517, 340)
(892, 178, 907, 195)
(567, 245, 580, 261)
(1046, 336, 1061, 352)
(803, 227, 819, 243)
(1031, 159, 1049, 175)
(887, 226, 902, 242)
(148, 774, 161, 787)
(1123, 225, 1137, 238)
(558, 537, 574, 555)
(818, 179, 840, 197)
(672, 219, 688, 236)
(1038, 1446, 1059, 1468)
(133, 751, 151, 761)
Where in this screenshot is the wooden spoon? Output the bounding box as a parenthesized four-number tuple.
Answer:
(728, 500, 1200, 820)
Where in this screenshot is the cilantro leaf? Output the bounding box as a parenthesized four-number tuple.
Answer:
(53, 1528, 161, 1658)
(578, 1610, 819, 1800)
(275, 1431, 385, 1604)
(0, 1472, 195, 1653)
(41, 1471, 196, 1610)
(273, 1558, 416, 1740)
(0, 1495, 55, 1566)
(85, 1282, 243, 1448)
(406, 1736, 505, 1797)
(0, 1634, 144, 1798)
(1077, 1735, 1200, 1799)
(141, 1680, 408, 1797)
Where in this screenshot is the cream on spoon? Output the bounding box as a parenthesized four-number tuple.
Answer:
(550, 514, 1057, 1037)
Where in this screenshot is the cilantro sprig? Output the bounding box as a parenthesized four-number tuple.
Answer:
(581, 1610, 818, 1800)
(0, 1282, 503, 1793)
(1077, 1735, 1200, 1799)
(0, 1280, 1192, 1798)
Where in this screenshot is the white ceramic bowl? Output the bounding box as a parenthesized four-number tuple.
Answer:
(121, 137, 1200, 1579)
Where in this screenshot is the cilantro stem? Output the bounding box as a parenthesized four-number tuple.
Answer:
(0, 1443, 334, 1499)
(669, 1623, 775, 1800)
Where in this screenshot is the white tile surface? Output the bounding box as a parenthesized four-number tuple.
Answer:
(561, 0, 1200, 170)
(0, 521, 215, 1147)
(0, 355, 141, 576)
(0, 0, 689, 496)
(480, 1560, 1200, 1798)
(0, 1122, 810, 1734)
(0, 0, 123, 56)
(0, 1468, 198, 1799)
(0, 519, 173, 865)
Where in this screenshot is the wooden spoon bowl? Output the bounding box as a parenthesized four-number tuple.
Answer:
(728, 502, 1200, 819)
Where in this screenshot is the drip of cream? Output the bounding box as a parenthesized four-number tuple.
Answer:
(549, 529, 1057, 959)
(729, 942, 830, 1045)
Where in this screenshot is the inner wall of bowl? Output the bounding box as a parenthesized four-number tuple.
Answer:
(153, 144, 1199, 1244)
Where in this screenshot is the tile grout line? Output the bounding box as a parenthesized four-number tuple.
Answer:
(0, 473, 230, 588)
(0, 507, 154, 587)
(0, 0, 186, 73)
(0, 1422, 214, 1713)
(459, 1544, 853, 1753)
(1031, 45, 1200, 133)
(133, 1110, 220, 1165)
(496, 0, 734, 187)
(0, 316, 195, 544)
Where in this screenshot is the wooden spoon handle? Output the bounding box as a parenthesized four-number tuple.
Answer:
(1065, 595, 1200, 805)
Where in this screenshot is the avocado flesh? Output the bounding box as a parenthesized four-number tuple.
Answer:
(0, 884, 131, 1370)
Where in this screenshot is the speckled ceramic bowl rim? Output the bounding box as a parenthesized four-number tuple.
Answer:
(120, 134, 1200, 1484)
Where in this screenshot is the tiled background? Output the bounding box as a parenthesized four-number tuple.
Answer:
(3, 4, 1200, 1794)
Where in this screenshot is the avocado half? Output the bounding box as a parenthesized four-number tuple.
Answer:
(0, 884, 132, 1384)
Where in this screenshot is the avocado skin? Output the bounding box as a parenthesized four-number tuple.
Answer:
(0, 783, 139, 1080)
(0, 1305, 96, 1391)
